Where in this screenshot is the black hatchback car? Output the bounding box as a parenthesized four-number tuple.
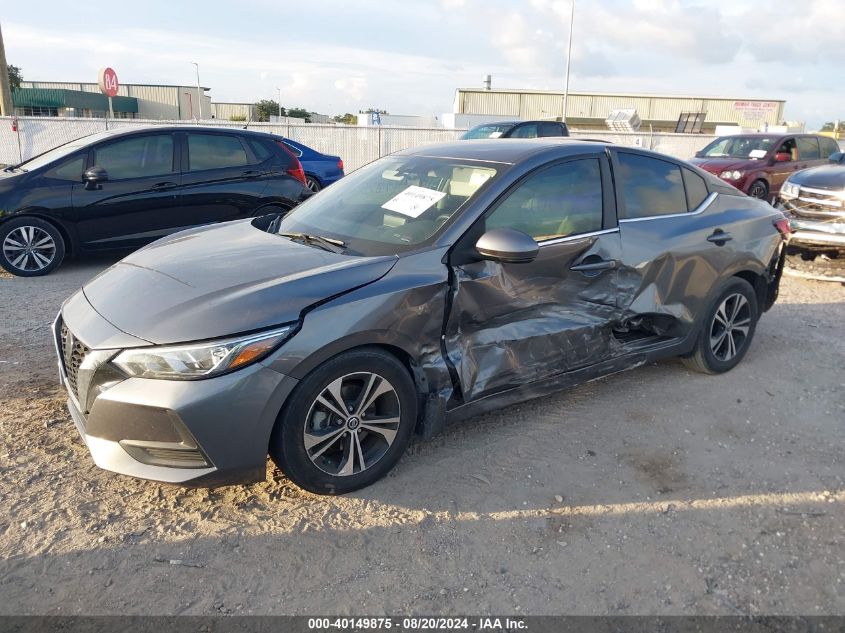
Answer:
(0, 126, 311, 276)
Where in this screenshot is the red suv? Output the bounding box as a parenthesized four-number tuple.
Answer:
(689, 133, 840, 201)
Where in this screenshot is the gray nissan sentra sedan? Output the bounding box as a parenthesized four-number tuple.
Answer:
(53, 140, 790, 494)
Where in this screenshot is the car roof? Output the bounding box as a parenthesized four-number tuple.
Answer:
(400, 138, 610, 164)
(76, 125, 276, 143)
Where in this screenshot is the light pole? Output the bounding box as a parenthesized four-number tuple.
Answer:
(276, 87, 282, 120)
(190, 62, 202, 121)
(561, 0, 575, 124)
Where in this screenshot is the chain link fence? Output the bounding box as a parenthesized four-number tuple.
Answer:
(0, 116, 726, 172)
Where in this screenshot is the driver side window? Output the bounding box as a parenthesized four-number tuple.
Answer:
(486, 159, 603, 241)
(777, 138, 797, 161)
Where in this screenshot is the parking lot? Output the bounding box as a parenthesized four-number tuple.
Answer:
(0, 258, 843, 615)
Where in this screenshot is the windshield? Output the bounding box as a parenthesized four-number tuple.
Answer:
(699, 136, 778, 159)
(276, 155, 501, 256)
(460, 124, 513, 140)
(17, 130, 116, 172)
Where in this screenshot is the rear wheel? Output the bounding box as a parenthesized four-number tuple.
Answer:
(305, 176, 321, 192)
(269, 348, 417, 494)
(0, 217, 65, 277)
(682, 278, 759, 374)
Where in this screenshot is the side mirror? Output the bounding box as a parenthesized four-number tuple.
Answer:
(475, 228, 539, 264)
(829, 151, 845, 164)
(774, 152, 791, 162)
(84, 165, 108, 189)
(694, 151, 704, 158)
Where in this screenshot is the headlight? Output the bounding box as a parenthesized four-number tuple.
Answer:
(719, 170, 743, 180)
(112, 325, 295, 380)
(780, 181, 800, 200)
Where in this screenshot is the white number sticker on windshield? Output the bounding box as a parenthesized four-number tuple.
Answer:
(749, 149, 767, 159)
(381, 186, 447, 218)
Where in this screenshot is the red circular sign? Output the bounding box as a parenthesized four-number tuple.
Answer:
(98, 67, 119, 98)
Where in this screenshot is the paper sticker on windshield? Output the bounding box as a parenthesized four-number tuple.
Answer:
(381, 186, 447, 218)
(489, 132, 503, 138)
(749, 149, 767, 159)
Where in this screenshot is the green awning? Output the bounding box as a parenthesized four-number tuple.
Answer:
(12, 88, 138, 113)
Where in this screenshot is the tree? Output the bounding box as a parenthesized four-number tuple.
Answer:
(333, 113, 357, 125)
(8, 65, 22, 90)
(820, 121, 843, 132)
(287, 107, 310, 122)
(254, 99, 285, 122)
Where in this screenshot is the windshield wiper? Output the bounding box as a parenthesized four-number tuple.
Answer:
(278, 232, 347, 253)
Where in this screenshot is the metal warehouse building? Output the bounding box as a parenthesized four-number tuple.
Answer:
(454, 88, 786, 133)
(14, 81, 212, 120)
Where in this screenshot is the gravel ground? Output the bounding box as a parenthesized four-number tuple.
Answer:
(0, 256, 843, 616)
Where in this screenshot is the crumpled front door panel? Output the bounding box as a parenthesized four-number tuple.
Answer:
(445, 233, 621, 402)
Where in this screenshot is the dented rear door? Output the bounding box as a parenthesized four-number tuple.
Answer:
(444, 155, 622, 403)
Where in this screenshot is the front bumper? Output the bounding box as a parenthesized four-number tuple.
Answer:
(778, 198, 845, 248)
(53, 311, 299, 486)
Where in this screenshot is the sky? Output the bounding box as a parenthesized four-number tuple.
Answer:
(3, 0, 844, 129)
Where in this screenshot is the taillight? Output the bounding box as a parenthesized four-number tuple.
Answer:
(276, 141, 308, 186)
(774, 217, 791, 239)
(338, 158, 344, 172)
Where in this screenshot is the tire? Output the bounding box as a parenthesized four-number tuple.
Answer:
(0, 217, 66, 277)
(269, 348, 417, 495)
(305, 176, 321, 192)
(747, 179, 769, 201)
(682, 278, 759, 374)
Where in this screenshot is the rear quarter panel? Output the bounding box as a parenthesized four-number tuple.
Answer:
(617, 194, 781, 334)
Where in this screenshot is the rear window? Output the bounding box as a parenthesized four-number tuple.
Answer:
(616, 152, 688, 219)
(188, 134, 249, 171)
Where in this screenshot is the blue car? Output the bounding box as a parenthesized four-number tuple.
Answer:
(279, 138, 344, 192)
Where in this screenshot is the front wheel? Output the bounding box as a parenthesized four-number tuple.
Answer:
(747, 179, 769, 201)
(682, 278, 759, 374)
(0, 217, 66, 277)
(269, 348, 417, 494)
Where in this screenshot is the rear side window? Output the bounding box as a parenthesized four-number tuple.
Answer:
(819, 137, 840, 159)
(616, 153, 687, 218)
(509, 124, 539, 139)
(188, 134, 249, 171)
(93, 135, 174, 180)
(682, 167, 709, 210)
(797, 137, 821, 160)
(247, 138, 274, 162)
(282, 141, 303, 158)
(538, 122, 563, 137)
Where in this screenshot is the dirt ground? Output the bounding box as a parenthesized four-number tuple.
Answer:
(0, 256, 843, 616)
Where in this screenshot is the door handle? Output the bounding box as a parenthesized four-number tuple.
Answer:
(242, 170, 262, 178)
(570, 258, 618, 274)
(707, 230, 732, 245)
(152, 181, 178, 191)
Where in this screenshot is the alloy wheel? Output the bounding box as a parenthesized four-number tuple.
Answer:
(306, 177, 321, 192)
(2, 226, 57, 272)
(748, 182, 768, 199)
(303, 372, 401, 476)
(709, 293, 751, 362)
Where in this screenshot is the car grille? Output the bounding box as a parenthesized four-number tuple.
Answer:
(60, 323, 90, 400)
(785, 187, 845, 223)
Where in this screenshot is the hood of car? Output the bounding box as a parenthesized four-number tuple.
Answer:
(689, 157, 759, 173)
(82, 220, 398, 345)
(788, 164, 845, 191)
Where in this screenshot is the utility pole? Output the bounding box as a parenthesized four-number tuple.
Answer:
(0, 23, 14, 117)
(561, 0, 575, 123)
(191, 62, 202, 121)
(277, 87, 282, 120)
